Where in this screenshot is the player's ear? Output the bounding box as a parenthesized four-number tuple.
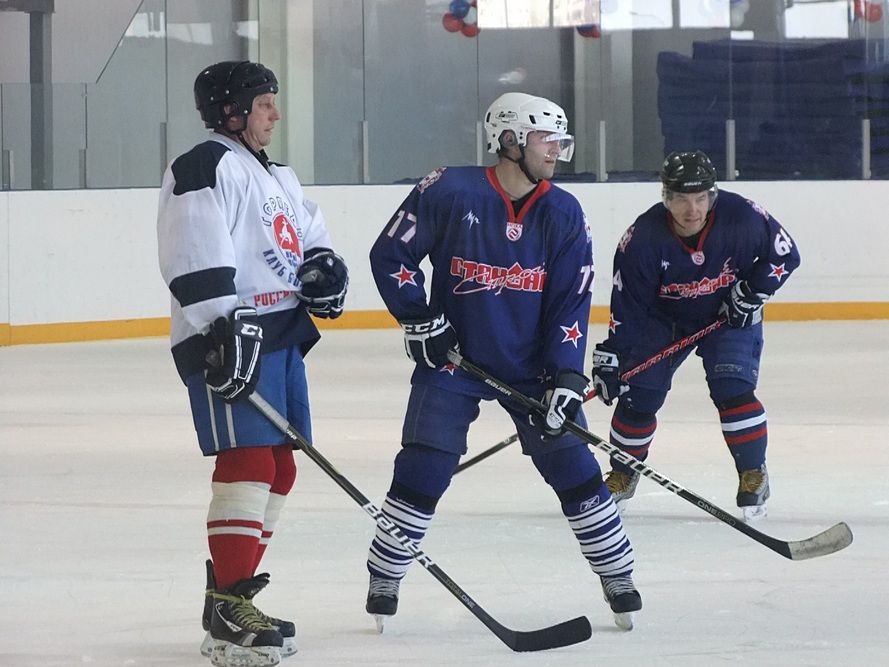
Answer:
(499, 130, 518, 149)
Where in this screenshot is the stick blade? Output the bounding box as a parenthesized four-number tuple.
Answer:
(500, 615, 592, 652)
(787, 522, 853, 560)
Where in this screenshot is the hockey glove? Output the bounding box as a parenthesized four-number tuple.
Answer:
(592, 344, 629, 406)
(541, 369, 590, 437)
(720, 280, 770, 328)
(400, 313, 459, 368)
(296, 248, 349, 319)
(205, 306, 263, 403)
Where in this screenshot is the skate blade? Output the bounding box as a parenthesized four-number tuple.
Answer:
(741, 504, 767, 523)
(210, 642, 281, 667)
(281, 636, 297, 657)
(200, 631, 214, 657)
(372, 613, 389, 633)
(613, 611, 634, 631)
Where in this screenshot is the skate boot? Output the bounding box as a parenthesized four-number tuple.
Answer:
(207, 576, 283, 667)
(737, 464, 770, 523)
(366, 574, 400, 633)
(605, 469, 641, 513)
(202, 562, 296, 662)
(601, 574, 642, 631)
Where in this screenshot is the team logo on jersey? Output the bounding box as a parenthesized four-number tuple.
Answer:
(608, 313, 621, 333)
(659, 258, 736, 299)
(462, 210, 480, 227)
(450, 257, 545, 295)
(390, 264, 418, 288)
(506, 221, 523, 242)
(768, 262, 788, 281)
(560, 321, 584, 348)
(417, 167, 446, 193)
(618, 225, 635, 253)
(273, 214, 302, 260)
(691, 250, 705, 265)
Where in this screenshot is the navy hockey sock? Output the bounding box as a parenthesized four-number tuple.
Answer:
(715, 391, 768, 470)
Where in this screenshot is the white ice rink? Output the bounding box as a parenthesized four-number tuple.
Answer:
(2, 321, 887, 666)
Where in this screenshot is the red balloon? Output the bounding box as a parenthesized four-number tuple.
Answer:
(461, 22, 480, 37)
(442, 13, 463, 32)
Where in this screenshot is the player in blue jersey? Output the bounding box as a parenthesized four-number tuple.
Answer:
(157, 60, 348, 667)
(364, 92, 642, 632)
(591, 150, 801, 522)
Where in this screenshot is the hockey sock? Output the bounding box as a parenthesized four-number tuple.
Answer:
(253, 445, 297, 572)
(715, 391, 768, 471)
(559, 478, 635, 578)
(209, 447, 276, 589)
(366, 493, 434, 581)
(609, 404, 657, 473)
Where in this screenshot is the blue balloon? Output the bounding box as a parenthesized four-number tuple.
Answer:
(449, 0, 470, 20)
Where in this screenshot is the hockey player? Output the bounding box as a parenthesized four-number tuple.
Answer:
(157, 60, 348, 667)
(592, 150, 800, 522)
(364, 92, 641, 632)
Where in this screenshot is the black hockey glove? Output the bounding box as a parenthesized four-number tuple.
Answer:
(591, 344, 629, 406)
(720, 280, 770, 328)
(541, 369, 590, 438)
(296, 248, 349, 319)
(205, 306, 263, 403)
(400, 313, 459, 368)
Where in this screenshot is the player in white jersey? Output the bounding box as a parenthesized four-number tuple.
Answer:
(157, 60, 348, 667)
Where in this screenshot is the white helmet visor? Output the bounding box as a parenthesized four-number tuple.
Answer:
(541, 132, 575, 162)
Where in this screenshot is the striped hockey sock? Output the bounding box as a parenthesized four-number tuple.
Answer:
(367, 494, 434, 581)
(718, 394, 768, 470)
(609, 410, 657, 473)
(563, 488, 635, 578)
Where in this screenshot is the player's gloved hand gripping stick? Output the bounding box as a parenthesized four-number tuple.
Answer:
(455, 318, 725, 474)
(447, 349, 853, 561)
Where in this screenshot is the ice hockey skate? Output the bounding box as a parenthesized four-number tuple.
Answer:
(600, 574, 642, 631)
(366, 574, 400, 633)
(605, 469, 641, 513)
(204, 570, 295, 667)
(201, 561, 297, 659)
(737, 464, 770, 522)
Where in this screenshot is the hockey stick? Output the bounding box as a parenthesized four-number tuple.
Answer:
(246, 391, 592, 652)
(447, 351, 853, 561)
(454, 318, 726, 474)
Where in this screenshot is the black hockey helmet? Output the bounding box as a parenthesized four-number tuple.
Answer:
(660, 151, 717, 193)
(194, 61, 278, 129)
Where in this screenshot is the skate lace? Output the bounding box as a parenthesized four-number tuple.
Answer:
(222, 594, 275, 631)
(606, 471, 638, 494)
(369, 576, 400, 598)
(602, 576, 637, 598)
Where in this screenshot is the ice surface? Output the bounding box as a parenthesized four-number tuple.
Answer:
(1, 322, 887, 666)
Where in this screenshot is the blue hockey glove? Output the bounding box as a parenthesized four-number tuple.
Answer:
(720, 280, 770, 328)
(592, 344, 629, 406)
(541, 369, 590, 437)
(205, 306, 263, 403)
(296, 248, 349, 319)
(400, 313, 459, 368)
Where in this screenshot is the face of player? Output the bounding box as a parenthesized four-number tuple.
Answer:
(240, 93, 281, 152)
(521, 131, 562, 181)
(665, 190, 711, 237)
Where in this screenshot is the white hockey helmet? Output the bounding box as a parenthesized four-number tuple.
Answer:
(484, 92, 575, 162)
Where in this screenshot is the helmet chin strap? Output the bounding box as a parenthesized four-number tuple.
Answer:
(503, 146, 539, 185)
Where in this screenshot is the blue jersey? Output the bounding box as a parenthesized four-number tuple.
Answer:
(606, 189, 800, 360)
(370, 165, 595, 393)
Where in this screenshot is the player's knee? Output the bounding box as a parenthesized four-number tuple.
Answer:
(710, 378, 757, 408)
(270, 444, 297, 494)
(532, 445, 603, 495)
(616, 402, 657, 425)
(390, 443, 459, 509)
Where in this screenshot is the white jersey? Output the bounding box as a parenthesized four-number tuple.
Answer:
(157, 132, 332, 380)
